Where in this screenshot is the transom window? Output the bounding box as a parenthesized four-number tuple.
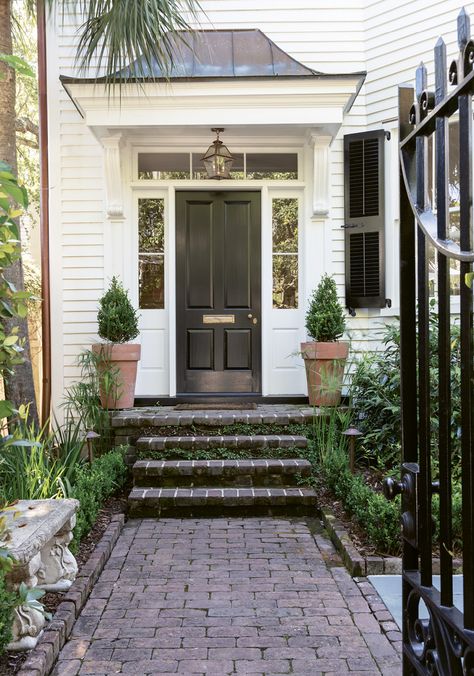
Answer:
(137, 152, 298, 180)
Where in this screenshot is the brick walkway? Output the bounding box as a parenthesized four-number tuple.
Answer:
(54, 519, 402, 675)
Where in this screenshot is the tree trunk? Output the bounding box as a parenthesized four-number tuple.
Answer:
(0, 0, 39, 425)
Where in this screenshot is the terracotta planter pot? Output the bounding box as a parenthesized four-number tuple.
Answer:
(92, 343, 141, 409)
(301, 341, 349, 407)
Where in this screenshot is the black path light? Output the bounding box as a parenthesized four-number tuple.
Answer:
(201, 128, 234, 179)
(342, 427, 362, 474)
(85, 430, 100, 463)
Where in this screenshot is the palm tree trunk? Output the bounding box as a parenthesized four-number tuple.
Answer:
(0, 0, 39, 425)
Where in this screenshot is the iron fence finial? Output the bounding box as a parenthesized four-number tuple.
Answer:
(458, 7, 470, 50)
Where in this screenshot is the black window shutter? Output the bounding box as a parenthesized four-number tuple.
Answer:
(344, 130, 386, 309)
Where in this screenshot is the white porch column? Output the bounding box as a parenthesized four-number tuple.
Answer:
(102, 133, 124, 220)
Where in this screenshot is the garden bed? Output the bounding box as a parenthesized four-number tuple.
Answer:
(318, 489, 463, 577)
(0, 493, 127, 676)
(0, 445, 129, 675)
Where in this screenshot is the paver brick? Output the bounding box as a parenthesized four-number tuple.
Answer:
(55, 518, 400, 675)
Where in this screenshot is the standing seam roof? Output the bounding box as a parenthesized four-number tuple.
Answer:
(101, 29, 323, 80)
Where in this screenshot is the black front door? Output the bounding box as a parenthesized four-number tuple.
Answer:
(176, 191, 261, 394)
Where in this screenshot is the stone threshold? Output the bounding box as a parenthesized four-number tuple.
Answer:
(17, 515, 125, 676)
(321, 508, 463, 577)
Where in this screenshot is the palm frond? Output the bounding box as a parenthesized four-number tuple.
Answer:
(39, 0, 201, 83)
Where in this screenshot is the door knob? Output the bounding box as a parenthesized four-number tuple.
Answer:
(248, 313, 253, 318)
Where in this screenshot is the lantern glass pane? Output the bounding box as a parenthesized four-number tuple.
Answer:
(193, 153, 244, 179)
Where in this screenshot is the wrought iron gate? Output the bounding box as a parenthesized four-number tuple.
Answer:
(383, 9, 474, 674)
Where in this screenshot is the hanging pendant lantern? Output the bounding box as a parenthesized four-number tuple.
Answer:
(201, 128, 234, 179)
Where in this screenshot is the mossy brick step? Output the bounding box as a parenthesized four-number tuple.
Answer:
(112, 406, 315, 429)
(136, 434, 308, 452)
(132, 458, 311, 487)
(128, 485, 317, 518)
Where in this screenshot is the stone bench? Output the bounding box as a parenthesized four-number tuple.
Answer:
(1, 498, 79, 651)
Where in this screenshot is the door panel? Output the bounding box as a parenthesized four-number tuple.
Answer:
(225, 329, 251, 370)
(176, 191, 261, 394)
(224, 203, 251, 308)
(186, 202, 213, 308)
(187, 330, 214, 370)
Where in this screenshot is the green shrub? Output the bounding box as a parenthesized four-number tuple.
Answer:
(71, 448, 127, 550)
(0, 412, 85, 502)
(97, 277, 139, 343)
(351, 306, 461, 475)
(305, 274, 346, 342)
(322, 449, 401, 555)
(0, 568, 16, 653)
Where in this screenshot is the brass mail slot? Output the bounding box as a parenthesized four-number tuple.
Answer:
(203, 314, 235, 324)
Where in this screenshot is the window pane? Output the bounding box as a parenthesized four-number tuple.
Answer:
(139, 255, 164, 309)
(192, 152, 244, 179)
(247, 153, 298, 179)
(272, 198, 298, 253)
(138, 153, 190, 179)
(139, 198, 164, 253)
(273, 254, 298, 309)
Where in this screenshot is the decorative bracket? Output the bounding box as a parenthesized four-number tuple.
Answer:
(102, 134, 124, 220)
(309, 133, 333, 217)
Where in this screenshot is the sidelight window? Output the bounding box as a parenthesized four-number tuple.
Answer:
(272, 198, 299, 309)
(138, 198, 165, 309)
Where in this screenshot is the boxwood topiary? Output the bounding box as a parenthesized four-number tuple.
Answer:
(97, 277, 139, 344)
(305, 274, 346, 342)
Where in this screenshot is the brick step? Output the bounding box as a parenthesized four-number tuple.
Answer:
(133, 458, 311, 487)
(112, 406, 327, 451)
(113, 406, 316, 434)
(128, 486, 317, 518)
(136, 434, 308, 452)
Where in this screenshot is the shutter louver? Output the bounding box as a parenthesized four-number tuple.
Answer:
(344, 130, 386, 309)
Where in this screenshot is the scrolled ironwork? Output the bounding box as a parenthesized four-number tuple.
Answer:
(404, 578, 473, 674)
(399, 152, 474, 262)
(449, 60, 458, 85)
(463, 647, 474, 675)
(463, 39, 474, 76)
(406, 589, 433, 662)
(420, 89, 436, 116)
